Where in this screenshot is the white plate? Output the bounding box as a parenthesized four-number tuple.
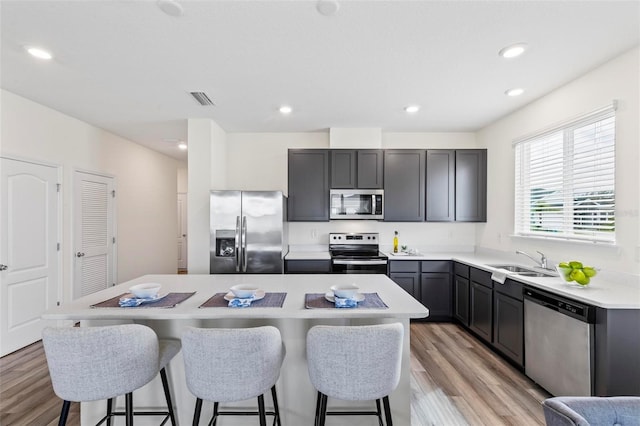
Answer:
(325, 291, 365, 303)
(122, 292, 168, 304)
(224, 289, 265, 302)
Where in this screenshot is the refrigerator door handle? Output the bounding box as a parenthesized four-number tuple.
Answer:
(241, 216, 248, 272)
(235, 216, 241, 272)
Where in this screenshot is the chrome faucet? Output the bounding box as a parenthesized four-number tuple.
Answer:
(516, 250, 548, 269)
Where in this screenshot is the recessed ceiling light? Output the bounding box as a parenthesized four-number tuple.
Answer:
(316, 0, 340, 16)
(499, 43, 528, 59)
(279, 105, 292, 114)
(157, 0, 184, 17)
(26, 46, 53, 60)
(505, 88, 524, 97)
(178, 142, 188, 150)
(405, 105, 420, 113)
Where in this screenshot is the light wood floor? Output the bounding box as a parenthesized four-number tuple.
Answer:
(0, 340, 79, 425)
(0, 322, 549, 425)
(410, 322, 549, 425)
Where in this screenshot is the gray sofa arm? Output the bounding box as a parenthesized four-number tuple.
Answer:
(543, 397, 640, 426)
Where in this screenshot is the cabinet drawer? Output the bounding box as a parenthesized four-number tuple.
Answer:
(285, 260, 331, 274)
(421, 260, 451, 273)
(470, 267, 493, 288)
(494, 278, 523, 301)
(389, 260, 420, 273)
(454, 262, 470, 278)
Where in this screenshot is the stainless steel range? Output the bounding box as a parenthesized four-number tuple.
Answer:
(329, 232, 388, 274)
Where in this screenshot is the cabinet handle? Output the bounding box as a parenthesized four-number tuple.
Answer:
(76, 252, 85, 258)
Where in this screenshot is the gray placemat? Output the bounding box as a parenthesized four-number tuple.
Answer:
(199, 292, 287, 308)
(90, 292, 196, 308)
(305, 293, 388, 309)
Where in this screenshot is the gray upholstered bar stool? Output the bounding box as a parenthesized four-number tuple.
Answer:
(181, 326, 284, 426)
(306, 323, 404, 426)
(42, 324, 180, 426)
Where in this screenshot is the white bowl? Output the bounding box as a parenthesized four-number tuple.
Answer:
(129, 283, 161, 299)
(230, 284, 259, 298)
(330, 284, 359, 298)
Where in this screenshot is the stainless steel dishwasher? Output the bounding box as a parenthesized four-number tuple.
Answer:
(524, 287, 595, 396)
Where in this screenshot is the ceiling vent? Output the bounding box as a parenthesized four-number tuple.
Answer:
(189, 91, 215, 106)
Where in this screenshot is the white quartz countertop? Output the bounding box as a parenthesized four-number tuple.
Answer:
(42, 274, 429, 321)
(384, 251, 640, 309)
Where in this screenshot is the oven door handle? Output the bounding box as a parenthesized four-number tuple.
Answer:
(332, 260, 388, 265)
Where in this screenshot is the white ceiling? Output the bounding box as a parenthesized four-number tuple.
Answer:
(1, 1, 638, 162)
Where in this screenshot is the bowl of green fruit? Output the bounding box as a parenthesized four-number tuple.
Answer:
(555, 261, 597, 287)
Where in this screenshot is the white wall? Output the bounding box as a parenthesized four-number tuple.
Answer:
(476, 47, 640, 275)
(177, 166, 188, 193)
(0, 89, 181, 301)
(226, 132, 329, 192)
(224, 131, 478, 251)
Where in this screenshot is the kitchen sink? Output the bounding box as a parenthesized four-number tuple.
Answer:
(514, 270, 557, 277)
(488, 264, 558, 278)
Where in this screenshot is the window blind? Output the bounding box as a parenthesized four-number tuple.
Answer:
(514, 104, 616, 243)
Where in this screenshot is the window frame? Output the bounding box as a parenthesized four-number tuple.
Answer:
(513, 103, 616, 244)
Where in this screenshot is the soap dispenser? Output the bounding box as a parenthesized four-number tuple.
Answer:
(393, 231, 399, 253)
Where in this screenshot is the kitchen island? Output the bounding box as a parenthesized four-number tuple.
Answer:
(42, 273, 429, 426)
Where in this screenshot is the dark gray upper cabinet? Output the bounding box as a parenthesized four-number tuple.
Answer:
(383, 150, 425, 221)
(455, 149, 487, 222)
(426, 150, 455, 221)
(357, 150, 384, 188)
(330, 150, 356, 188)
(330, 149, 383, 189)
(425, 149, 487, 222)
(287, 149, 330, 221)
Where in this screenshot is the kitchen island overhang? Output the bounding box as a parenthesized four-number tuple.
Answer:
(42, 273, 428, 426)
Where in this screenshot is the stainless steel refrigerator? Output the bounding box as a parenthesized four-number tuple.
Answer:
(210, 191, 287, 274)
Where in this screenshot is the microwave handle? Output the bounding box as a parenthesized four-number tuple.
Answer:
(373, 194, 382, 215)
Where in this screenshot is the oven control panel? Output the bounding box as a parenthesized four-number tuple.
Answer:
(329, 232, 379, 245)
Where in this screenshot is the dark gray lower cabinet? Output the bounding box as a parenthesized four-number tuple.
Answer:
(420, 260, 452, 320)
(493, 289, 524, 366)
(389, 260, 451, 320)
(284, 260, 331, 274)
(594, 308, 640, 396)
(453, 262, 470, 325)
(453, 274, 470, 326)
(389, 272, 420, 298)
(470, 282, 493, 342)
(420, 273, 452, 319)
(388, 261, 420, 299)
(469, 268, 493, 343)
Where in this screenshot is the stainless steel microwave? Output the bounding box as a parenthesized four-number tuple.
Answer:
(329, 189, 384, 220)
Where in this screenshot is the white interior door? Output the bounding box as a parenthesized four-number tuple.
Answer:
(0, 158, 59, 356)
(73, 171, 115, 298)
(177, 192, 187, 270)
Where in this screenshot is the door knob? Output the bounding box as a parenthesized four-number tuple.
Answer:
(76, 252, 85, 257)
(0, 264, 7, 271)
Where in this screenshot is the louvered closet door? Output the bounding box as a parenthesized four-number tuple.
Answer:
(73, 171, 115, 298)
